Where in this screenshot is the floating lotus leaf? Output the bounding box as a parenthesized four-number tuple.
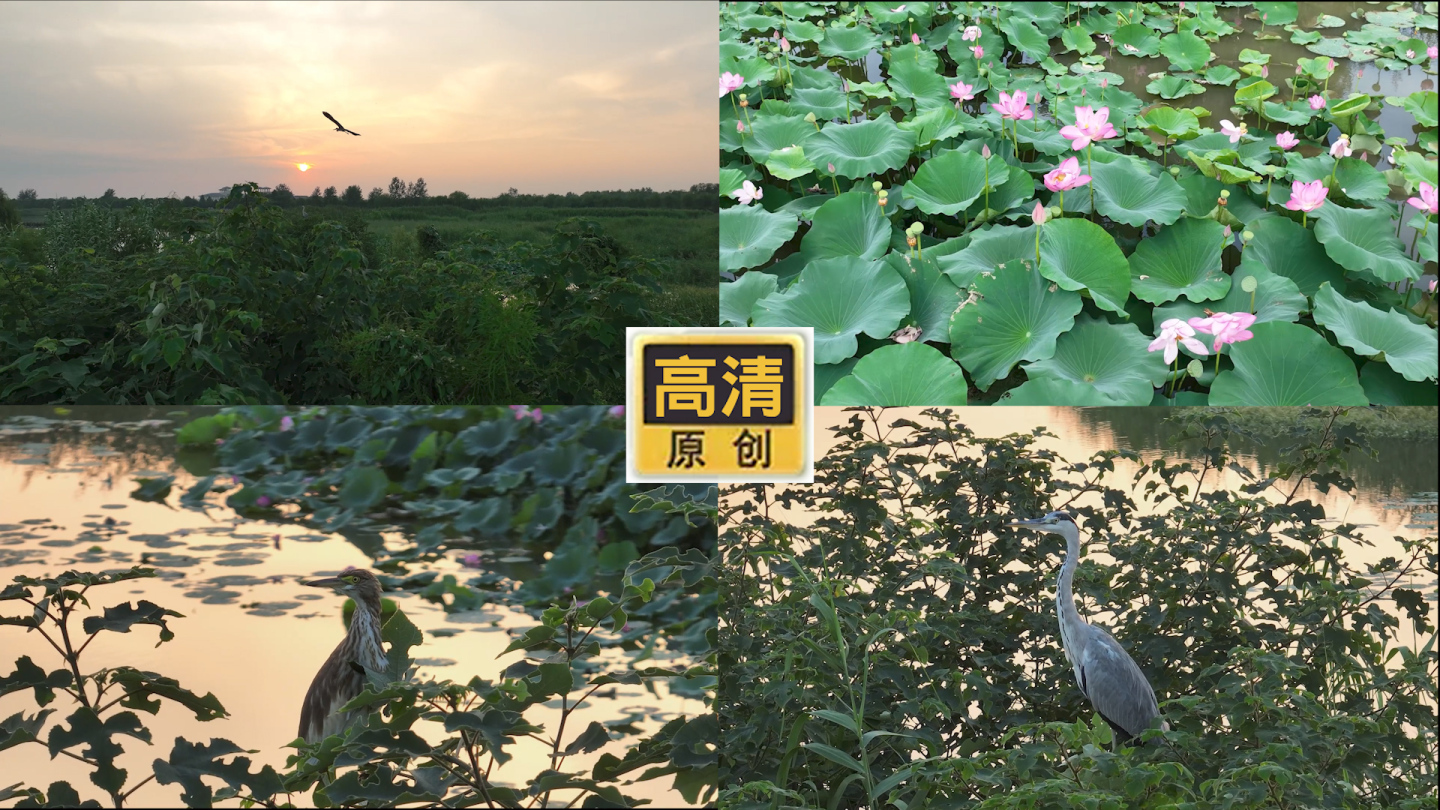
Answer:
(720, 205, 799, 272)
(1020, 316, 1166, 405)
(1313, 204, 1422, 283)
(805, 118, 918, 180)
(885, 252, 964, 343)
(1091, 158, 1187, 227)
(1128, 217, 1230, 305)
(1153, 259, 1307, 333)
(742, 115, 818, 164)
(753, 256, 910, 364)
(1147, 75, 1206, 99)
(1158, 31, 1212, 71)
(818, 23, 882, 60)
(764, 145, 815, 181)
(1312, 283, 1438, 382)
(938, 224, 1036, 288)
(1306, 37, 1351, 58)
(999, 377, 1124, 404)
(1038, 218, 1131, 314)
(1204, 65, 1241, 85)
(902, 149, 1002, 216)
(948, 261, 1083, 391)
(1208, 321, 1368, 405)
(1243, 214, 1347, 296)
(821, 342, 969, 405)
(1359, 362, 1439, 405)
(1137, 106, 1200, 141)
(1113, 23, 1161, 57)
(1331, 157, 1389, 201)
(887, 58, 950, 110)
(1254, 2, 1299, 26)
(1261, 101, 1314, 126)
(719, 272, 777, 326)
(800, 191, 892, 261)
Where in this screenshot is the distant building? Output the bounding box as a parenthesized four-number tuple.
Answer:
(198, 185, 273, 202)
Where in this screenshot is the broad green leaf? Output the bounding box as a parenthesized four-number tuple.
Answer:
(948, 260, 1083, 391)
(1113, 24, 1161, 57)
(1137, 106, 1200, 140)
(1021, 316, 1166, 405)
(1400, 91, 1437, 128)
(1146, 75, 1206, 100)
(1091, 158, 1187, 227)
(1261, 100, 1315, 126)
(720, 272, 778, 326)
(1208, 321, 1368, 405)
(719, 167, 745, 198)
(742, 115, 817, 164)
(818, 23, 882, 60)
(1359, 361, 1439, 405)
(152, 737, 283, 807)
(1204, 65, 1241, 85)
(998, 377, 1125, 404)
(1313, 204, 1422, 283)
(1327, 93, 1372, 120)
(338, 465, 389, 511)
(801, 191, 892, 261)
(806, 118, 918, 180)
(1331, 157, 1390, 202)
(1154, 259, 1307, 331)
(887, 57, 950, 110)
(897, 105, 963, 150)
(1312, 284, 1437, 382)
(902, 149, 1001, 216)
(1038, 217, 1131, 314)
(815, 357, 859, 404)
(1128, 217, 1230, 305)
(764, 145, 815, 181)
(81, 600, 184, 645)
(938, 224, 1035, 288)
(996, 15, 1050, 60)
(719, 205, 799, 272)
(1158, 31, 1212, 71)
(1243, 214, 1347, 297)
(885, 252, 964, 342)
(753, 256, 910, 364)
(821, 342, 969, 405)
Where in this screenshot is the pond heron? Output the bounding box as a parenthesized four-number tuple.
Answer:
(298, 568, 388, 744)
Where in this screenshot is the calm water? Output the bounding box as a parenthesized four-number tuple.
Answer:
(0, 407, 707, 808)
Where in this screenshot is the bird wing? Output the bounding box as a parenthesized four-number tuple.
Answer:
(347, 128, 360, 136)
(1076, 624, 1162, 741)
(323, 111, 343, 128)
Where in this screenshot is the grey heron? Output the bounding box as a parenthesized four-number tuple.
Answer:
(323, 111, 361, 136)
(1006, 510, 1168, 746)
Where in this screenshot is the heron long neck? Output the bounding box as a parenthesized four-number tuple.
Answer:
(348, 597, 387, 671)
(1056, 530, 1086, 660)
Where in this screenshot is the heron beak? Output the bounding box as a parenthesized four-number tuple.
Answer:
(1005, 518, 1047, 528)
(302, 576, 347, 589)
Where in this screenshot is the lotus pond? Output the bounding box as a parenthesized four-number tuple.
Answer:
(719, 1, 1439, 405)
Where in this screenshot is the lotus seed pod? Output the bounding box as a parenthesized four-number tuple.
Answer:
(873, 181, 884, 191)
(1241, 275, 1258, 293)
(877, 189, 889, 198)
(739, 94, 747, 102)
(805, 112, 817, 122)
(1187, 359, 1204, 377)
(1169, 166, 1180, 176)
(1242, 230, 1254, 242)
(1220, 189, 1231, 199)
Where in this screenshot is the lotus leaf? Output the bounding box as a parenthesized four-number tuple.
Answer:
(764, 145, 815, 181)
(1091, 158, 1187, 227)
(948, 260, 1083, 391)
(753, 256, 910, 365)
(1128, 217, 1230, 305)
(939, 224, 1036, 288)
(1153, 259, 1307, 332)
(821, 342, 969, 405)
(1038, 218, 1132, 314)
(719, 272, 777, 327)
(720, 205, 799, 272)
(999, 377, 1124, 404)
(1243, 215, 1347, 297)
(818, 23, 882, 60)
(806, 118, 917, 180)
(1312, 284, 1438, 382)
(885, 252, 965, 343)
(1208, 322, 1369, 405)
(1313, 205, 1422, 284)
(1158, 31, 1212, 71)
(903, 149, 1002, 216)
(1359, 362, 1439, 405)
(1021, 316, 1166, 405)
(742, 115, 818, 164)
(801, 191, 892, 261)
(1331, 158, 1390, 202)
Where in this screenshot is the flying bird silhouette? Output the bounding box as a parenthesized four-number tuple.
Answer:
(323, 111, 360, 136)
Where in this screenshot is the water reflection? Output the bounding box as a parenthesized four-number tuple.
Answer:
(0, 408, 708, 808)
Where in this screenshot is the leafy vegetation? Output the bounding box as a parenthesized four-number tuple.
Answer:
(1, 405, 718, 807)
(720, 406, 1437, 809)
(1, 183, 712, 405)
(719, 2, 1438, 405)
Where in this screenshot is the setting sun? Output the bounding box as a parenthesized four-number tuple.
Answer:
(296, 163, 310, 172)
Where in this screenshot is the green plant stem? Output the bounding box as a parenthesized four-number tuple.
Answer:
(1058, 190, 1064, 217)
(1215, 346, 1222, 376)
(1087, 144, 1095, 216)
(983, 160, 990, 213)
(1302, 211, 1307, 229)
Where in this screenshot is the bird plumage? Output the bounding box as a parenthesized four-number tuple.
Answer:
(298, 568, 387, 744)
(323, 111, 360, 136)
(1007, 510, 1167, 746)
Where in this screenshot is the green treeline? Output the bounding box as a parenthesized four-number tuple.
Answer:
(0, 183, 695, 405)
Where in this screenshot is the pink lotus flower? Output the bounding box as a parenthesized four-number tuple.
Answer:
(1285, 179, 1328, 213)
(827, 162, 836, 173)
(1308, 95, 1326, 110)
(1430, 46, 1438, 60)
(992, 90, 1033, 121)
(1101, 77, 1108, 88)
(279, 415, 294, 431)
(911, 33, 921, 45)
(1148, 319, 1210, 364)
(736, 121, 745, 133)
(1032, 200, 1048, 225)
(1189, 312, 1257, 353)
(949, 80, 976, 102)
(1329, 133, 1351, 159)
(780, 36, 791, 52)
(608, 405, 625, 418)
(1405, 48, 1415, 60)
(1043, 157, 1092, 191)
(1219, 119, 1248, 143)
(256, 495, 272, 507)
(1407, 182, 1439, 215)
(1327, 58, 1335, 71)
(962, 25, 982, 42)
(1275, 131, 1298, 150)
(1058, 105, 1117, 150)
(720, 72, 744, 98)
(971, 45, 984, 59)
(1261, 65, 1268, 79)
(733, 180, 763, 205)
(460, 553, 483, 568)
(981, 144, 991, 159)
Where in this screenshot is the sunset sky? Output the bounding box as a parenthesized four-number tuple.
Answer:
(0, 1, 715, 200)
